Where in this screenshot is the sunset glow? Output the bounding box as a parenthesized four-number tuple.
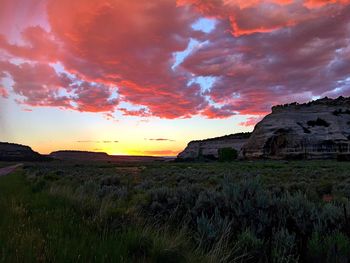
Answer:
(1, 0, 349, 155)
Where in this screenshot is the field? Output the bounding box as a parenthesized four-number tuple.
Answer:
(1, 160, 350, 262)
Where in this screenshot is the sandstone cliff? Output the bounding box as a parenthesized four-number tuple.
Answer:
(242, 96, 350, 159)
(0, 142, 46, 161)
(177, 133, 251, 160)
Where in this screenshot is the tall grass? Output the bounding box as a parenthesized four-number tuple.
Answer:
(0, 171, 206, 263)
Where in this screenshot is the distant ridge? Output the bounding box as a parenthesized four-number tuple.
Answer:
(50, 150, 168, 162)
(0, 142, 48, 161)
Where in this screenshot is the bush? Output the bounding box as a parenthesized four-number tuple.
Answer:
(307, 231, 350, 262)
(307, 118, 330, 127)
(218, 148, 238, 162)
(271, 229, 298, 263)
(235, 229, 264, 261)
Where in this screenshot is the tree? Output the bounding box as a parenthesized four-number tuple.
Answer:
(218, 147, 238, 162)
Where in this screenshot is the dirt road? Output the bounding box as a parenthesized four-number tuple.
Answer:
(0, 164, 22, 176)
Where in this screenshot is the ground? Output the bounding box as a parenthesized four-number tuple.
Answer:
(1, 160, 350, 262)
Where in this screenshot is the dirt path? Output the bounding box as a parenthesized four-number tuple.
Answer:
(0, 164, 22, 176)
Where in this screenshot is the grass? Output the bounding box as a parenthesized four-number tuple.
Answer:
(2, 160, 350, 262)
(0, 162, 14, 168)
(0, 169, 205, 263)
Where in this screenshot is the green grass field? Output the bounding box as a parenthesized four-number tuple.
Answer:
(1, 160, 350, 262)
(0, 162, 14, 168)
(0, 168, 205, 263)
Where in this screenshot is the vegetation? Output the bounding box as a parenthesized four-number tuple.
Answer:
(0, 168, 205, 262)
(307, 118, 330, 127)
(0, 162, 12, 168)
(218, 148, 238, 161)
(1, 160, 350, 262)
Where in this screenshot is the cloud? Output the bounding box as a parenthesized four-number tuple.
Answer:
(181, 4, 350, 115)
(0, 61, 73, 108)
(239, 116, 264, 127)
(0, 61, 118, 112)
(119, 107, 152, 118)
(71, 81, 118, 113)
(0, 26, 59, 62)
(0, 0, 349, 120)
(304, 0, 350, 8)
(45, 0, 210, 119)
(76, 140, 118, 143)
(200, 104, 237, 119)
(0, 86, 8, 98)
(146, 138, 175, 142)
(179, 0, 350, 36)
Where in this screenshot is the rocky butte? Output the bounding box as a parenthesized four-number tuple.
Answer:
(0, 142, 47, 161)
(177, 133, 251, 160)
(178, 96, 350, 160)
(243, 96, 350, 160)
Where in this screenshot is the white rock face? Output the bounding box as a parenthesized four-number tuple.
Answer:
(177, 133, 250, 160)
(242, 97, 350, 159)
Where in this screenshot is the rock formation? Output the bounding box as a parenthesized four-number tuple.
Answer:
(50, 150, 168, 162)
(177, 133, 251, 160)
(242, 96, 350, 159)
(50, 150, 109, 161)
(0, 142, 47, 161)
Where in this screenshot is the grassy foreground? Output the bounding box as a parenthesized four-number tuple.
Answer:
(2, 160, 350, 262)
(0, 169, 204, 263)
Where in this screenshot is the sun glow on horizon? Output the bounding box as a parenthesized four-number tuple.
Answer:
(1, 0, 349, 154)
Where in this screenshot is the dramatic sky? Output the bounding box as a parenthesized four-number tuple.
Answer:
(0, 0, 350, 155)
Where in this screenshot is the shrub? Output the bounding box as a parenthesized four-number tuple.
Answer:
(195, 208, 231, 251)
(235, 229, 264, 262)
(307, 118, 330, 127)
(271, 229, 298, 263)
(307, 231, 350, 262)
(218, 148, 238, 162)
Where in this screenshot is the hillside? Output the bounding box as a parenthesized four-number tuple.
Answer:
(0, 142, 47, 161)
(50, 150, 167, 162)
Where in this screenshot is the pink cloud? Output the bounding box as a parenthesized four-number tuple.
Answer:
(71, 81, 118, 113)
(0, 26, 59, 62)
(0, 61, 118, 112)
(179, 0, 350, 36)
(0, 86, 8, 98)
(0, 0, 349, 120)
(181, 4, 350, 115)
(0, 61, 72, 108)
(239, 116, 264, 127)
(45, 0, 207, 118)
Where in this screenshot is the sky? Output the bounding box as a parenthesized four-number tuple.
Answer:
(0, 0, 349, 156)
